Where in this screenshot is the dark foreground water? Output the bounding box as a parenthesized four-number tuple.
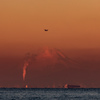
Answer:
(0, 88, 100, 100)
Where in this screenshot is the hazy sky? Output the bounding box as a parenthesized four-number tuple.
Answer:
(0, 0, 100, 88)
(0, 0, 100, 56)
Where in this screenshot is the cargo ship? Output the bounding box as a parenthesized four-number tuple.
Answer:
(64, 84, 80, 88)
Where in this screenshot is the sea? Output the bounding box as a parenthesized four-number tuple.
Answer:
(0, 88, 100, 100)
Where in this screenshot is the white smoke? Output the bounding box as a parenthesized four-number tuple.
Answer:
(23, 62, 29, 81)
(23, 53, 32, 81)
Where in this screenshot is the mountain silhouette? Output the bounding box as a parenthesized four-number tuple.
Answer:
(23, 47, 81, 87)
(24, 47, 79, 71)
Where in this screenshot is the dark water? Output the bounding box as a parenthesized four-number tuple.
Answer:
(0, 88, 100, 100)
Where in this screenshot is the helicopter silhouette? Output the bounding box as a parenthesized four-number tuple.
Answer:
(44, 29, 48, 31)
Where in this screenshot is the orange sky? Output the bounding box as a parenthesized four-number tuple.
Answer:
(0, 0, 100, 56)
(0, 1, 100, 88)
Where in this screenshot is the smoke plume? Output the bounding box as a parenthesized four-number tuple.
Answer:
(23, 53, 31, 81)
(23, 62, 29, 81)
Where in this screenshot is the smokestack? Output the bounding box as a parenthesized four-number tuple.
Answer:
(25, 85, 28, 88)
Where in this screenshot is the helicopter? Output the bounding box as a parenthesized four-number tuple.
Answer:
(44, 29, 48, 31)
